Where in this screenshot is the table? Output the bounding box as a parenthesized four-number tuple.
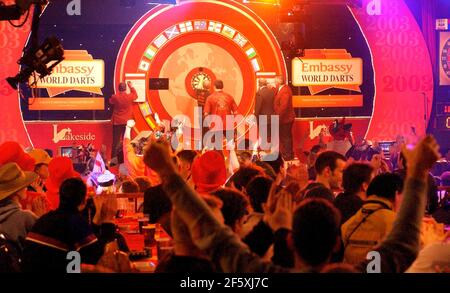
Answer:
(125, 233, 157, 273)
(116, 216, 172, 273)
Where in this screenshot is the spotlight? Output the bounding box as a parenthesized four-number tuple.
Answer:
(7, 36, 64, 89)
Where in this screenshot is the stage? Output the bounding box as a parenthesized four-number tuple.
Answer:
(1, 0, 447, 156)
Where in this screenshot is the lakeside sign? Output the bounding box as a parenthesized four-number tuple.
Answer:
(292, 58, 363, 86)
(24, 121, 112, 158)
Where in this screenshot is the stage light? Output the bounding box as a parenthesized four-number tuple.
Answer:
(7, 36, 64, 90)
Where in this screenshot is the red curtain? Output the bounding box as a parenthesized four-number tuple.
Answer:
(420, 0, 437, 74)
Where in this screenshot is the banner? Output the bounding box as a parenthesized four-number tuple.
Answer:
(29, 98, 105, 110)
(436, 19, 449, 30)
(31, 50, 105, 96)
(293, 95, 363, 108)
(34, 60, 104, 89)
(291, 49, 363, 107)
(292, 58, 363, 87)
(24, 121, 112, 158)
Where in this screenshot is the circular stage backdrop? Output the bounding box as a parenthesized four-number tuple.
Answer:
(114, 0, 287, 132)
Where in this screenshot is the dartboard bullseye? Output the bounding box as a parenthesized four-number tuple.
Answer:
(191, 72, 211, 91)
(185, 67, 216, 105)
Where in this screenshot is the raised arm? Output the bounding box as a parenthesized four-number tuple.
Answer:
(127, 81, 138, 101)
(225, 139, 240, 176)
(143, 142, 287, 272)
(109, 94, 116, 105)
(122, 120, 140, 173)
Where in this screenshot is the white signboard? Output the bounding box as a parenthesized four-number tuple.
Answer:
(292, 58, 363, 86)
(33, 60, 105, 88)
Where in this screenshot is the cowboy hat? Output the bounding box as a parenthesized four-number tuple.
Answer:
(0, 162, 37, 201)
(28, 149, 52, 165)
(97, 170, 116, 187)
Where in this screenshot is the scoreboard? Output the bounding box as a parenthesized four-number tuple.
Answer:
(436, 102, 450, 131)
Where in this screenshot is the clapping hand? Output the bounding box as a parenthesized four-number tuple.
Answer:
(420, 217, 449, 248)
(263, 183, 293, 232)
(30, 178, 45, 194)
(370, 154, 382, 170)
(31, 195, 48, 218)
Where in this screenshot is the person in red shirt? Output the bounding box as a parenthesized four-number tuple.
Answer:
(204, 80, 238, 142)
(109, 81, 137, 163)
(274, 75, 296, 160)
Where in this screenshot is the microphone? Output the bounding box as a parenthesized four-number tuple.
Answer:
(422, 92, 428, 132)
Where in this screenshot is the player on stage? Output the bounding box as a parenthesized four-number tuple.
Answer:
(274, 75, 295, 160)
(204, 80, 238, 142)
(255, 78, 275, 143)
(109, 81, 137, 164)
